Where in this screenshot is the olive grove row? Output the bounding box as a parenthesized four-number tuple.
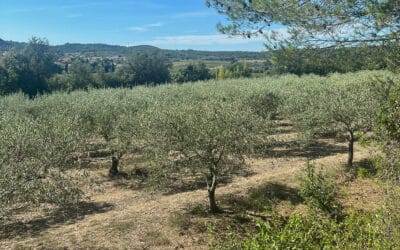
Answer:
(0, 70, 397, 218)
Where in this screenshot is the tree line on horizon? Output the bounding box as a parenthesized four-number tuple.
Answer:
(0, 37, 396, 96)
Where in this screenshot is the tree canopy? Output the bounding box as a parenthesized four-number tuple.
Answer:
(173, 62, 212, 83)
(206, 0, 400, 48)
(148, 99, 266, 212)
(117, 51, 172, 86)
(0, 37, 59, 96)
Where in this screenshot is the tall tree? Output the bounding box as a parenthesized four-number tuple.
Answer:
(67, 58, 97, 90)
(0, 64, 9, 95)
(0, 37, 59, 96)
(118, 51, 171, 86)
(174, 62, 212, 83)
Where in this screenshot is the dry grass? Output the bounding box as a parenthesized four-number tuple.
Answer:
(1, 122, 385, 249)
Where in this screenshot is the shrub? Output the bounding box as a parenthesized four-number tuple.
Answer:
(298, 163, 340, 215)
(376, 80, 400, 184)
(214, 210, 400, 249)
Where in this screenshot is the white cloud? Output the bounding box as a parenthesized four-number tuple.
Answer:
(128, 22, 164, 32)
(143, 28, 287, 47)
(128, 34, 267, 51)
(146, 34, 262, 46)
(146, 22, 163, 27)
(129, 27, 147, 32)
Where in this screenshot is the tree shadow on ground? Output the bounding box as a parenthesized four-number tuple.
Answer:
(259, 140, 348, 160)
(168, 181, 302, 237)
(345, 157, 379, 178)
(1, 201, 114, 240)
(111, 175, 148, 190)
(175, 181, 302, 219)
(110, 160, 256, 196)
(269, 124, 297, 135)
(162, 167, 256, 196)
(220, 181, 303, 213)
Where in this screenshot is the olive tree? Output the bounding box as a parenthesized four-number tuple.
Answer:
(148, 100, 266, 213)
(80, 90, 148, 177)
(0, 102, 86, 219)
(282, 73, 382, 166)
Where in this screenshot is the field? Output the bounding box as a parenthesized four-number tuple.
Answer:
(171, 59, 266, 75)
(1, 71, 399, 249)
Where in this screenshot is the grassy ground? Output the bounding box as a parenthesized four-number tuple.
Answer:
(1, 121, 383, 249)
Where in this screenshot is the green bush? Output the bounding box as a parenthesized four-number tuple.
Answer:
(355, 156, 383, 178)
(298, 163, 340, 215)
(376, 81, 400, 184)
(214, 210, 400, 249)
(378, 84, 400, 142)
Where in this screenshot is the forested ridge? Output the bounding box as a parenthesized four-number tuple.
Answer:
(0, 38, 265, 61)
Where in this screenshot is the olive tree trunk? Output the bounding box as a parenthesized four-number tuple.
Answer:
(207, 165, 221, 213)
(109, 156, 119, 177)
(348, 130, 354, 167)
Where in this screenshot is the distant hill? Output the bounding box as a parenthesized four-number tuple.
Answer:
(161, 49, 265, 61)
(0, 38, 25, 51)
(0, 38, 265, 61)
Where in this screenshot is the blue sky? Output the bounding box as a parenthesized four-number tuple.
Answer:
(0, 0, 268, 51)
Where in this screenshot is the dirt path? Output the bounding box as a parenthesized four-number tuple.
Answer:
(1, 128, 378, 249)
